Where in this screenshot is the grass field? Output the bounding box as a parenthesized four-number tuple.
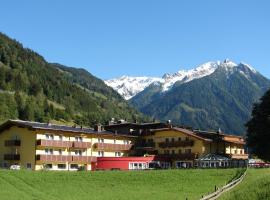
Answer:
(219, 168, 270, 200)
(0, 169, 240, 200)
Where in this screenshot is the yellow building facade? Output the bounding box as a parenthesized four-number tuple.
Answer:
(137, 127, 248, 168)
(0, 120, 134, 171)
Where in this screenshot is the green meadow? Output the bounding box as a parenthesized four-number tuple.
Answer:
(0, 169, 240, 200)
(220, 168, 270, 200)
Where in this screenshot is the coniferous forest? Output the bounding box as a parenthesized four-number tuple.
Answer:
(0, 33, 147, 126)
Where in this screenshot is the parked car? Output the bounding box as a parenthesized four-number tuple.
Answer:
(10, 165, 20, 170)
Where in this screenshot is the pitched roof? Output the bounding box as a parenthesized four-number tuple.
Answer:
(194, 130, 246, 145)
(0, 120, 136, 138)
(150, 127, 212, 142)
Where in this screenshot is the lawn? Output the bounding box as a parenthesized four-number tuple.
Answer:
(0, 169, 239, 200)
(219, 168, 270, 200)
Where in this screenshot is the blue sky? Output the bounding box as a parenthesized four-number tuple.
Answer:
(0, 0, 269, 79)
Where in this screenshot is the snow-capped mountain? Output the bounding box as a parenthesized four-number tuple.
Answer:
(105, 76, 163, 100)
(105, 59, 257, 100)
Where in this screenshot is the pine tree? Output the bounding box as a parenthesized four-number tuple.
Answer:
(246, 89, 270, 161)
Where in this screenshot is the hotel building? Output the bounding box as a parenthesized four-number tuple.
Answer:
(0, 120, 248, 171)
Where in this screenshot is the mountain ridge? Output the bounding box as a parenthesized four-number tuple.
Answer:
(105, 59, 259, 100)
(106, 60, 270, 135)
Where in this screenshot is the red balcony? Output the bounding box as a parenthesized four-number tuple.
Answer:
(72, 141, 92, 149)
(94, 143, 133, 151)
(36, 139, 73, 148)
(159, 140, 194, 148)
(72, 156, 97, 163)
(4, 154, 20, 160)
(36, 154, 97, 163)
(36, 155, 72, 162)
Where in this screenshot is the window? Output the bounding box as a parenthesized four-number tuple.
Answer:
(75, 136, 83, 142)
(46, 134, 54, 140)
(185, 137, 189, 141)
(45, 148, 53, 155)
(49, 149, 53, 155)
(165, 138, 169, 143)
(185, 149, 191, 154)
(171, 150, 175, 155)
(234, 150, 237, 154)
(164, 150, 169, 155)
(58, 164, 66, 169)
(44, 164, 52, 169)
(75, 150, 82, 156)
(26, 163, 31, 169)
(178, 149, 182, 154)
(58, 149, 62, 155)
(178, 137, 181, 141)
(115, 152, 121, 157)
(70, 164, 78, 169)
(129, 162, 147, 170)
(98, 138, 104, 143)
(59, 135, 63, 141)
(171, 138, 175, 143)
(98, 151, 104, 157)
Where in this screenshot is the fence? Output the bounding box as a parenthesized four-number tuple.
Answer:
(199, 168, 247, 200)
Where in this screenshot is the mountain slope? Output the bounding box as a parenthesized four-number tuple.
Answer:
(108, 60, 270, 134)
(0, 32, 146, 125)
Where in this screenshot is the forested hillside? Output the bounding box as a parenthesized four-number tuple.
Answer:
(130, 66, 270, 135)
(0, 33, 146, 126)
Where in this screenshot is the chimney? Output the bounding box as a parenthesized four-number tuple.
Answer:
(94, 124, 102, 132)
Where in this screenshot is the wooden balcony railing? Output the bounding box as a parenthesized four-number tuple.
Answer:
(36, 155, 72, 162)
(229, 154, 249, 160)
(4, 154, 20, 160)
(72, 156, 97, 163)
(5, 140, 21, 147)
(159, 140, 194, 148)
(72, 141, 92, 149)
(36, 139, 73, 148)
(36, 154, 97, 163)
(94, 143, 133, 151)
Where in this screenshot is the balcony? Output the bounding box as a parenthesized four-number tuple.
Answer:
(36, 155, 72, 162)
(94, 143, 133, 151)
(36, 154, 97, 163)
(134, 142, 155, 149)
(229, 154, 249, 160)
(4, 154, 20, 160)
(72, 141, 92, 149)
(72, 156, 97, 163)
(36, 139, 73, 148)
(5, 140, 21, 147)
(159, 140, 194, 148)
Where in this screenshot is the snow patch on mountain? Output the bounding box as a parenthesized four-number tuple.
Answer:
(105, 60, 257, 100)
(105, 76, 162, 100)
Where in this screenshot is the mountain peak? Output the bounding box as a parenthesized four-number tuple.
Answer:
(105, 60, 259, 100)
